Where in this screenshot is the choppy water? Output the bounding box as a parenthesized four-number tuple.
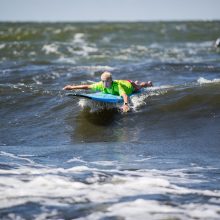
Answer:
(0, 21, 220, 220)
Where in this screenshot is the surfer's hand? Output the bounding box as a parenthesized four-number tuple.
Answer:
(63, 85, 74, 90)
(122, 104, 130, 113)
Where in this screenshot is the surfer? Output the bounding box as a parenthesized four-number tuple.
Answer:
(215, 38, 220, 48)
(63, 71, 153, 112)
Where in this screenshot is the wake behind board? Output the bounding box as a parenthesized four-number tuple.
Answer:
(67, 91, 142, 104)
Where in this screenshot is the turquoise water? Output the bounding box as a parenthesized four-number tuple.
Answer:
(0, 21, 220, 219)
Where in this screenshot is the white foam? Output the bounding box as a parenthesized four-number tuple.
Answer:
(107, 199, 182, 219)
(102, 36, 112, 43)
(73, 33, 85, 44)
(146, 42, 213, 63)
(42, 43, 60, 55)
(131, 87, 169, 111)
(18, 154, 35, 157)
(0, 44, 5, 50)
(79, 65, 115, 72)
(63, 25, 76, 32)
(56, 56, 76, 64)
(0, 151, 35, 165)
(147, 85, 175, 91)
(76, 65, 115, 77)
(82, 45, 98, 53)
(32, 76, 43, 85)
(78, 99, 100, 111)
(67, 157, 86, 163)
(115, 54, 130, 60)
(90, 160, 117, 166)
(70, 33, 98, 57)
(75, 46, 98, 57)
(186, 41, 213, 48)
(197, 77, 220, 84)
(67, 165, 94, 172)
(78, 98, 117, 112)
(0, 157, 220, 219)
(130, 93, 148, 110)
(29, 51, 36, 56)
(134, 156, 155, 162)
(53, 29, 61, 34)
(182, 203, 220, 219)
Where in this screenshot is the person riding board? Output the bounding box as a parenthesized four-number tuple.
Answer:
(63, 71, 153, 112)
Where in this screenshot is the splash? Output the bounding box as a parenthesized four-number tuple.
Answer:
(131, 86, 170, 111)
(78, 98, 118, 112)
(77, 87, 170, 113)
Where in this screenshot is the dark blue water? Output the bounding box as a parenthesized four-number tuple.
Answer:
(0, 21, 220, 219)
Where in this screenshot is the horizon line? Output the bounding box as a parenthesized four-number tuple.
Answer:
(0, 19, 220, 23)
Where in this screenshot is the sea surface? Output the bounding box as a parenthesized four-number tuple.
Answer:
(0, 21, 220, 220)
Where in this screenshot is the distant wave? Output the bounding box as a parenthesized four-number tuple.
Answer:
(1, 22, 219, 64)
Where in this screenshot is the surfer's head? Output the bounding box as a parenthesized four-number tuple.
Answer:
(101, 71, 112, 88)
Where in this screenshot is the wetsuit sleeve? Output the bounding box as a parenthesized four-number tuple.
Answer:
(90, 82, 103, 91)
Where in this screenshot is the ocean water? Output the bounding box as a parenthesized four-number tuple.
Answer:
(0, 21, 220, 220)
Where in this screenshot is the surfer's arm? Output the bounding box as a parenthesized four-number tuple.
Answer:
(63, 85, 92, 90)
(121, 93, 130, 112)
